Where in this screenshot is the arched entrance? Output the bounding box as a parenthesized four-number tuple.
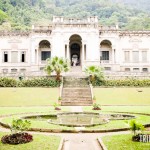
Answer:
(69, 35, 82, 66)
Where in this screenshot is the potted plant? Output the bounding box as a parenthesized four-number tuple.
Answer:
(129, 119, 145, 142)
(1, 119, 33, 145)
(92, 103, 101, 110)
(53, 102, 61, 110)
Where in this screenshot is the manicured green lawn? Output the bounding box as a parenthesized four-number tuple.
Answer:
(102, 134, 150, 150)
(0, 87, 150, 106)
(0, 106, 70, 116)
(84, 106, 150, 114)
(0, 88, 58, 106)
(0, 132, 61, 150)
(94, 88, 150, 105)
(86, 114, 150, 130)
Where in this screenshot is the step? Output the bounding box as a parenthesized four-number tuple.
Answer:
(61, 100, 92, 103)
(62, 97, 92, 101)
(63, 88, 91, 91)
(62, 94, 91, 99)
(61, 103, 92, 106)
(63, 91, 91, 95)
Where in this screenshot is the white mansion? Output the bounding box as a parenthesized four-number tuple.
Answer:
(0, 16, 150, 76)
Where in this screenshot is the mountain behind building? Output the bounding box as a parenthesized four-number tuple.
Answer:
(0, 0, 150, 31)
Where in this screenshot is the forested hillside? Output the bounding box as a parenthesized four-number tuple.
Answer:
(0, 0, 150, 31)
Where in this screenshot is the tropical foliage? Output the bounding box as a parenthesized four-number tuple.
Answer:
(1, 119, 33, 145)
(0, 0, 150, 30)
(84, 65, 104, 84)
(128, 120, 145, 136)
(45, 56, 70, 80)
(10, 119, 31, 134)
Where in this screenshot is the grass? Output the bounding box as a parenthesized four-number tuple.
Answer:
(0, 87, 149, 107)
(94, 88, 150, 105)
(86, 114, 150, 130)
(102, 134, 150, 150)
(0, 88, 58, 106)
(0, 106, 70, 116)
(2, 114, 74, 130)
(83, 106, 150, 114)
(0, 132, 61, 150)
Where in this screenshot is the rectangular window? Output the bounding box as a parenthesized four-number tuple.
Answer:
(132, 51, 139, 62)
(21, 52, 26, 62)
(11, 51, 18, 63)
(4, 52, 8, 62)
(41, 51, 51, 61)
(101, 51, 109, 60)
(142, 51, 147, 62)
(124, 51, 130, 62)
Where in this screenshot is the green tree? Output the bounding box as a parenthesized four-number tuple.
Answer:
(84, 65, 104, 84)
(0, 10, 8, 25)
(45, 56, 70, 80)
(11, 119, 31, 134)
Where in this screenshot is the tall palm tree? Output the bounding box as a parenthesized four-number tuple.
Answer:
(45, 56, 70, 80)
(84, 65, 104, 84)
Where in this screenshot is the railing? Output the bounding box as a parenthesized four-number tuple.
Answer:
(59, 77, 63, 99)
(89, 83, 94, 100)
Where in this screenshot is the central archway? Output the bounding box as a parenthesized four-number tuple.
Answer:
(69, 34, 82, 66)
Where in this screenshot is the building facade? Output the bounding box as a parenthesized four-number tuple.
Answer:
(0, 16, 150, 76)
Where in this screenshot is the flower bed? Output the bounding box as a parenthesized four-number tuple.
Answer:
(1, 132, 33, 145)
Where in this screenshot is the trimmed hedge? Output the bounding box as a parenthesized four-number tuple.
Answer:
(91, 77, 150, 87)
(0, 78, 17, 87)
(1, 77, 150, 87)
(0, 77, 61, 87)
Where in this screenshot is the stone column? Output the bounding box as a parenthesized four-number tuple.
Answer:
(112, 46, 116, 64)
(31, 39, 35, 64)
(67, 44, 70, 59)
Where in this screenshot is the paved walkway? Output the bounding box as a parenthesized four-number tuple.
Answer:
(71, 106, 83, 112)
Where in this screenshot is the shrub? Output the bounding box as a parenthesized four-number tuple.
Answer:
(129, 120, 145, 136)
(0, 77, 61, 87)
(18, 77, 61, 87)
(1, 119, 33, 145)
(92, 103, 101, 110)
(10, 119, 31, 134)
(1, 132, 33, 145)
(53, 102, 61, 110)
(94, 78, 150, 87)
(0, 77, 17, 87)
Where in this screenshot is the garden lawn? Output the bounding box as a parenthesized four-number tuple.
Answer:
(0, 132, 61, 150)
(94, 88, 150, 105)
(0, 87, 150, 106)
(83, 106, 150, 114)
(85, 114, 150, 130)
(0, 88, 58, 106)
(0, 106, 70, 116)
(102, 134, 150, 150)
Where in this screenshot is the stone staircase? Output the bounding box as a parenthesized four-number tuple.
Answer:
(61, 77, 93, 106)
(64, 66, 86, 77)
